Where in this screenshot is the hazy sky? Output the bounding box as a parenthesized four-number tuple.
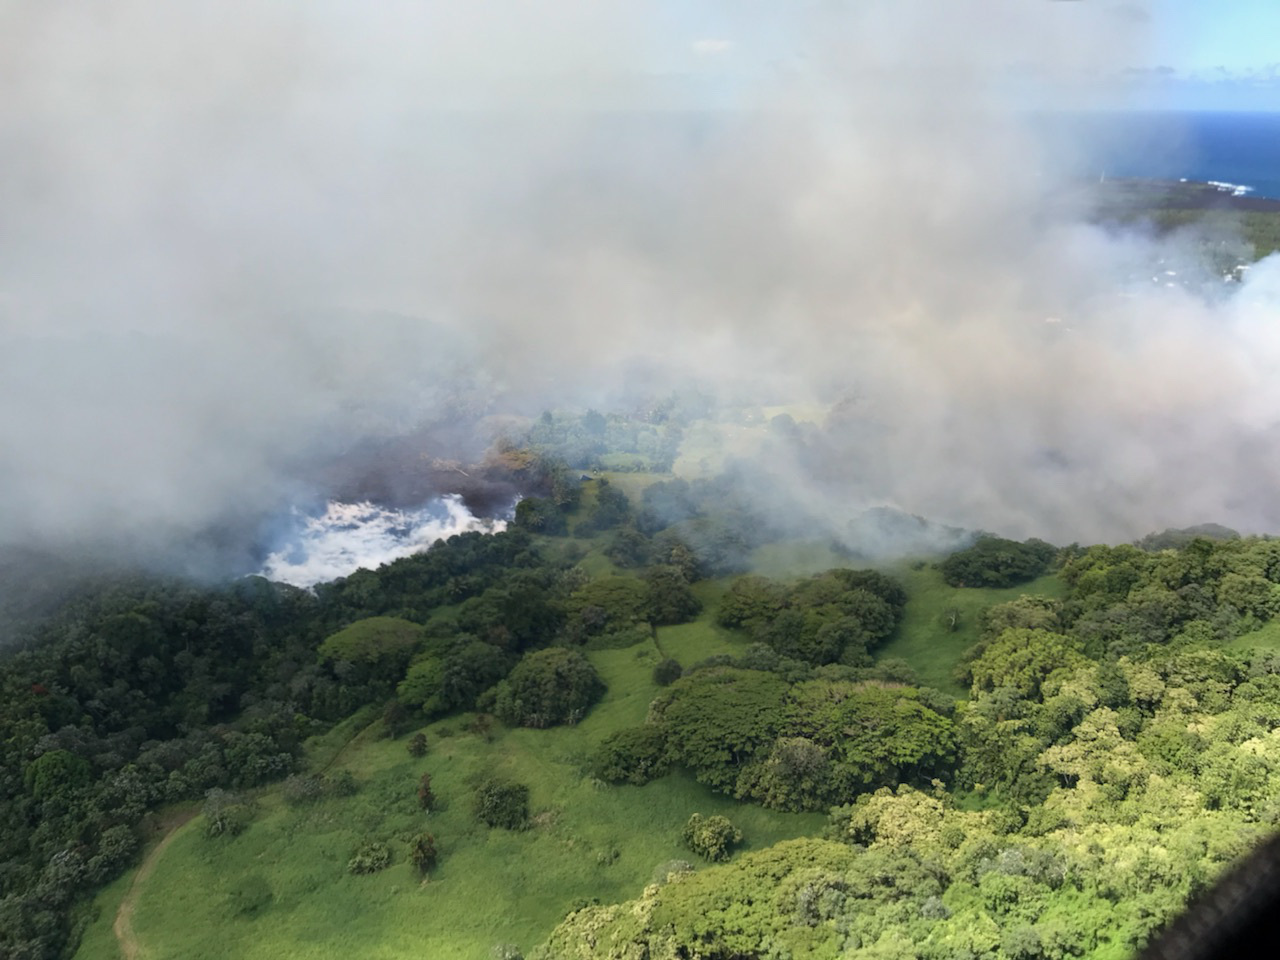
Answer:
(659, 1, 1280, 111)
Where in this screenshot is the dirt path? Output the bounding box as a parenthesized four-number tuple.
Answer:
(113, 808, 198, 960)
(109, 718, 376, 959)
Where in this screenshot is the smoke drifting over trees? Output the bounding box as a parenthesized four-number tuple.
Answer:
(3, 1, 1279, 569)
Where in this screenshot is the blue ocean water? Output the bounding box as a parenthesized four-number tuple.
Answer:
(1081, 112, 1280, 200)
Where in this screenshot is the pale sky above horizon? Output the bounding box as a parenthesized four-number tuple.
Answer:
(658, 1, 1280, 112)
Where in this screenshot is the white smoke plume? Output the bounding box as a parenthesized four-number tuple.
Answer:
(258, 497, 507, 588)
(0, 1, 1275, 572)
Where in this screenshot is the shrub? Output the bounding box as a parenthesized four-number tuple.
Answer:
(281, 774, 328, 805)
(651, 859, 695, 885)
(409, 833, 438, 875)
(202, 789, 253, 839)
(473, 778, 530, 830)
(407, 732, 428, 757)
(644, 565, 702, 625)
(565, 577, 650, 636)
(592, 726, 670, 785)
(418, 772, 436, 811)
(281, 771, 358, 805)
(682, 813, 742, 862)
(652, 658, 683, 686)
(382, 699, 412, 738)
(348, 840, 393, 875)
(328, 769, 359, 796)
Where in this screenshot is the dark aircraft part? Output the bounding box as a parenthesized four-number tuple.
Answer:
(1141, 831, 1280, 959)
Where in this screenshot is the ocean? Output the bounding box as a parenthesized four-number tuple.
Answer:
(1075, 111, 1280, 201)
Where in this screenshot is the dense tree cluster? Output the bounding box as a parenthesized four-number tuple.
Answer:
(592, 665, 954, 810)
(939, 536, 1059, 588)
(717, 568, 908, 665)
(0, 522, 569, 959)
(487, 648, 605, 729)
(558, 534, 1280, 959)
(522, 408, 683, 473)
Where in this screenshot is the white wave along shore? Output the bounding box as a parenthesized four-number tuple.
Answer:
(259, 496, 507, 588)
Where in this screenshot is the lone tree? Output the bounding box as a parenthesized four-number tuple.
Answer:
(408, 732, 428, 757)
(682, 813, 742, 862)
(409, 833, 438, 876)
(417, 772, 435, 811)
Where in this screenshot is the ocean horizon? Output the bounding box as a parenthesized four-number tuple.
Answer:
(1071, 110, 1280, 201)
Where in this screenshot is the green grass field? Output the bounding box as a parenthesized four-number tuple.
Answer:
(878, 565, 1067, 695)
(748, 540, 849, 579)
(77, 639, 824, 960)
(1226, 618, 1280, 653)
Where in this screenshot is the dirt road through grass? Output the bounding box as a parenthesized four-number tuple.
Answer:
(113, 809, 197, 960)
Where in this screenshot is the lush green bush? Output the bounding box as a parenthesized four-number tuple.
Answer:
(418, 772, 435, 810)
(604, 527, 652, 568)
(202, 789, 254, 839)
(473, 778, 530, 830)
(398, 637, 511, 719)
(491, 647, 605, 728)
(591, 726, 670, 785)
(409, 833, 438, 875)
(513, 496, 568, 535)
(682, 813, 742, 861)
(652, 657, 683, 686)
(717, 576, 786, 630)
(318, 616, 423, 668)
(564, 576, 651, 641)
(643, 565, 702, 625)
(24, 749, 91, 801)
(649, 667, 955, 810)
(347, 840, 393, 875)
(575, 481, 633, 534)
(717, 569, 908, 666)
(280, 770, 359, 805)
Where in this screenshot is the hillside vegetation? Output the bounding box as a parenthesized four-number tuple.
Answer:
(3, 449, 1280, 960)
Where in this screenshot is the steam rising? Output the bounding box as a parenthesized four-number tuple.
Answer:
(259, 497, 506, 588)
(3, 1, 1279, 572)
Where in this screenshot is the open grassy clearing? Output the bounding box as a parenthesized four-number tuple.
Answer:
(670, 420, 768, 479)
(71, 871, 129, 960)
(86, 639, 824, 960)
(1226, 618, 1280, 653)
(759, 403, 826, 425)
(879, 565, 1068, 695)
(593, 471, 668, 501)
(749, 540, 849, 579)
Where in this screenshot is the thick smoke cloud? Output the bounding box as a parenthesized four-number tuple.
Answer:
(1, 1, 1276, 571)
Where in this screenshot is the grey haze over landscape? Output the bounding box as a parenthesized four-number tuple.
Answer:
(3, 0, 1280, 574)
